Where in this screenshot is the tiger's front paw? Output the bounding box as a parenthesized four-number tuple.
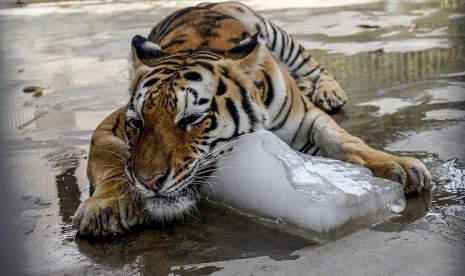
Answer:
(297, 75, 347, 113)
(72, 196, 145, 237)
(369, 157, 432, 194)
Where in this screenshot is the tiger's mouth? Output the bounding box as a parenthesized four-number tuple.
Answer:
(147, 188, 196, 201)
(143, 186, 199, 221)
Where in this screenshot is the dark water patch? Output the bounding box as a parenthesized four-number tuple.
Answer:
(46, 150, 85, 226)
(172, 265, 223, 276)
(55, 159, 80, 225)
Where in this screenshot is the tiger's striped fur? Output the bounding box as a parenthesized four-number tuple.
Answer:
(73, 2, 431, 237)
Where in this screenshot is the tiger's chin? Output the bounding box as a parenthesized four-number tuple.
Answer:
(143, 191, 198, 222)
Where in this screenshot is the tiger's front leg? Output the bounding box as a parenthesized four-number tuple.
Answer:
(292, 108, 432, 194)
(73, 179, 144, 236)
(72, 108, 145, 236)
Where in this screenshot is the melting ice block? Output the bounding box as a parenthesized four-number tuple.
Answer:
(203, 130, 405, 233)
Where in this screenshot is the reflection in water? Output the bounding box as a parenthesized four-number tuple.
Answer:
(370, 191, 433, 232)
(0, 108, 37, 134)
(440, 0, 465, 9)
(52, 155, 82, 228)
(56, 166, 80, 224)
(315, 47, 464, 93)
(75, 201, 315, 274)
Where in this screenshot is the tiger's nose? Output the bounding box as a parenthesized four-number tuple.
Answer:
(140, 173, 166, 191)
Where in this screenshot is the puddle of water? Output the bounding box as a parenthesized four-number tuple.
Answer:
(422, 108, 465, 120)
(433, 159, 465, 221)
(386, 124, 465, 164)
(1, 0, 465, 274)
(357, 97, 421, 116)
(426, 85, 465, 104)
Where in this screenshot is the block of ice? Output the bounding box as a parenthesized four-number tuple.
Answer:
(202, 130, 405, 233)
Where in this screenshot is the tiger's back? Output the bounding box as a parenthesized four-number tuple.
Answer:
(149, 5, 254, 53)
(141, 3, 311, 144)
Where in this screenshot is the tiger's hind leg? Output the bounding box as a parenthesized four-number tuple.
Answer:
(201, 2, 347, 113)
(255, 20, 347, 113)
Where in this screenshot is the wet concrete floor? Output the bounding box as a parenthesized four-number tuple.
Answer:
(0, 0, 464, 275)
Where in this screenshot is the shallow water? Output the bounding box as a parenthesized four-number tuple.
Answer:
(1, 0, 464, 274)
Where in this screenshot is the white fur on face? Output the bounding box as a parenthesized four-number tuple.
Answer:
(144, 193, 197, 222)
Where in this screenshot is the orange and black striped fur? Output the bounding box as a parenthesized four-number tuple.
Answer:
(73, 2, 431, 236)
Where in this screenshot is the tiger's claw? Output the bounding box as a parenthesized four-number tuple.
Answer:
(72, 196, 144, 237)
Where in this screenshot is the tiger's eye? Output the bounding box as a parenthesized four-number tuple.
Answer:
(177, 114, 201, 130)
(129, 119, 143, 129)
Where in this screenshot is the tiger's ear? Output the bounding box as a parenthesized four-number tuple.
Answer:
(225, 33, 266, 75)
(131, 35, 167, 69)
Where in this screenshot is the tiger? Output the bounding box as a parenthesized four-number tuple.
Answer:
(72, 2, 431, 237)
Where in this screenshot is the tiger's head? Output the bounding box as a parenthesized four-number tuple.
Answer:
(124, 34, 268, 221)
